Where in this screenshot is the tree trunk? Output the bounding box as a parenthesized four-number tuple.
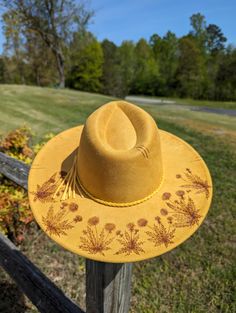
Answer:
(35, 67, 41, 86)
(55, 50, 65, 88)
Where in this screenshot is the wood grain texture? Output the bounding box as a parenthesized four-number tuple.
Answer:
(86, 260, 133, 313)
(0, 152, 29, 189)
(0, 232, 84, 313)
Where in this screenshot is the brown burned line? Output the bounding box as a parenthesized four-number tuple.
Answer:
(162, 191, 202, 228)
(115, 222, 145, 256)
(42, 201, 82, 237)
(145, 216, 176, 248)
(176, 168, 212, 199)
(31, 171, 67, 203)
(79, 217, 116, 256)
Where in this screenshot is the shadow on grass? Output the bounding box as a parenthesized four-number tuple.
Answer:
(0, 281, 27, 313)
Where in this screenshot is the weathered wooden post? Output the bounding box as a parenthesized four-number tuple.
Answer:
(86, 260, 133, 313)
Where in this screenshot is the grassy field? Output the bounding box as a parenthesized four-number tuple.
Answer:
(0, 85, 235, 313)
(0, 84, 114, 141)
(0, 85, 235, 146)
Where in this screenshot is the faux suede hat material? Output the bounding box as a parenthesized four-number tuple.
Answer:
(28, 101, 213, 263)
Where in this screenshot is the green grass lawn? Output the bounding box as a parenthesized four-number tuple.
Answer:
(0, 84, 114, 141)
(1, 85, 235, 146)
(0, 84, 235, 313)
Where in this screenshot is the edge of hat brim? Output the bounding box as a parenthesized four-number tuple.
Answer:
(28, 125, 213, 263)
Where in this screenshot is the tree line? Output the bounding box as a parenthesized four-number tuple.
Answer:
(0, 0, 235, 101)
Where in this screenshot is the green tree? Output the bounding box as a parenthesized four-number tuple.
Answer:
(24, 31, 57, 86)
(204, 25, 227, 99)
(100, 39, 120, 96)
(190, 13, 207, 52)
(132, 38, 160, 95)
(101, 39, 135, 98)
(176, 36, 206, 98)
(150, 31, 178, 95)
(101, 38, 158, 98)
(0, 57, 6, 83)
(2, 11, 26, 84)
(206, 24, 227, 54)
(67, 32, 103, 92)
(215, 46, 236, 100)
(2, 10, 57, 86)
(149, 33, 162, 59)
(0, 0, 93, 88)
(117, 40, 135, 96)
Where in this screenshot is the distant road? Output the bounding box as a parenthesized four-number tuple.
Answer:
(126, 96, 175, 105)
(125, 96, 236, 117)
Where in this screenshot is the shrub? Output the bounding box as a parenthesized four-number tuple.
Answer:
(0, 126, 33, 164)
(0, 126, 54, 243)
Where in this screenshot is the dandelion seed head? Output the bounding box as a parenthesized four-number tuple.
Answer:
(176, 190, 185, 197)
(127, 223, 135, 231)
(69, 202, 78, 212)
(160, 208, 168, 216)
(88, 216, 99, 226)
(105, 223, 116, 233)
(162, 192, 171, 200)
(74, 215, 83, 223)
(137, 218, 148, 227)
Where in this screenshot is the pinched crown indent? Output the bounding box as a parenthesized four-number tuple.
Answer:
(77, 101, 163, 204)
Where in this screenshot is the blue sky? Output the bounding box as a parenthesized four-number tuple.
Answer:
(88, 0, 235, 45)
(0, 0, 235, 52)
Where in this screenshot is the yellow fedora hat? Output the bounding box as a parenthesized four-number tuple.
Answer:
(28, 101, 212, 263)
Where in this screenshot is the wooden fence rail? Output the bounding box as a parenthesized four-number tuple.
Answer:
(0, 152, 84, 313)
(0, 152, 132, 313)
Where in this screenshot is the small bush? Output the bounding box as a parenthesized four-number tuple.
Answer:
(0, 126, 33, 164)
(0, 126, 53, 243)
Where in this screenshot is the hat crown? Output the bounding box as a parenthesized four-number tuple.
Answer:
(77, 101, 163, 204)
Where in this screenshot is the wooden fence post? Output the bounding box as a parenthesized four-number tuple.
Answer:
(86, 260, 133, 313)
(0, 233, 84, 313)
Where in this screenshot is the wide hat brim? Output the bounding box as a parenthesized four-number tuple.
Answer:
(28, 126, 212, 263)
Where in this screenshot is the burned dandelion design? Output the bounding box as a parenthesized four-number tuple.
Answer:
(42, 200, 82, 237)
(163, 191, 202, 228)
(79, 217, 116, 256)
(42, 205, 75, 237)
(146, 216, 175, 248)
(115, 222, 145, 256)
(176, 168, 211, 199)
(31, 173, 58, 203)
